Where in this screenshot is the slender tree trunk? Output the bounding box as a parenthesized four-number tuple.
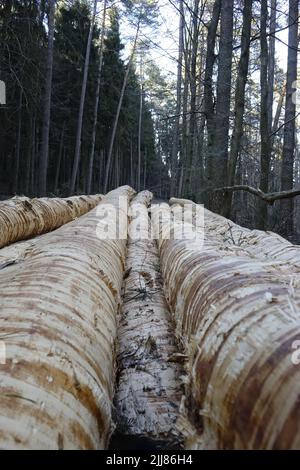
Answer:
(130, 137, 134, 188)
(224, 0, 252, 218)
(271, 81, 286, 146)
(14, 88, 23, 194)
(31, 119, 37, 194)
(54, 122, 66, 194)
(26, 115, 36, 195)
(39, 0, 55, 196)
(268, 0, 276, 136)
(203, 0, 221, 190)
(70, 0, 97, 195)
(184, 0, 200, 197)
(104, 20, 140, 193)
(87, 0, 107, 194)
(258, 0, 270, 229)
(280, 0, 299, 237)
(170, 0, 184, 196)
(143, 149, 147, 189)
(137, 56, 143, 192)
(190, 35, 205, 200)
(210, 0, 233, 214)
(178, 35, 190, 198)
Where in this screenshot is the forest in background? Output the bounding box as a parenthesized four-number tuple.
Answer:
(0, 0, 299, 238)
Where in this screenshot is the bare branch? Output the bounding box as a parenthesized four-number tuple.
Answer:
(213, 185, 300, 205)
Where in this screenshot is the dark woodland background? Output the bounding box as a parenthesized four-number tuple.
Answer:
(0, 0, 299, 239)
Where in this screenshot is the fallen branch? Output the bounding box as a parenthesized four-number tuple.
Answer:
(213, 185, 300, 204)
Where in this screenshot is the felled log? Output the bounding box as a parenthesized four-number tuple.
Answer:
(0, 186, 134, 449)
(0, 194, 102, 249)
(170, 197, 300, 273)
(0, 236, 41, 270)
(152, 202, 300, 449)
(113, 192, 183, 449)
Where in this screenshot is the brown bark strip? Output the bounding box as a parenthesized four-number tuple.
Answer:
(153, 201, 300, 449)
(0, 194, 102, 249)
(113, 191, 184, 449)
(0, 186, 134, 449)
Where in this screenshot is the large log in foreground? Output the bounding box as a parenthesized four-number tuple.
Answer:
(152, 202, 300, 449)
(0, 186, 134, 449)
(0, 194, 102, 249)
(113, 192, 183, 449)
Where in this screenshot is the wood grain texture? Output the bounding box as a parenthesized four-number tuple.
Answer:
(0, 186, 134, 449)
(170, 197, 300, 273)
(0, 194, 102, 249)
(153, 201, 300, 449)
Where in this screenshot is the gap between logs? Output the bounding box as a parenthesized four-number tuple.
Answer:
(111, 191, 185, 450)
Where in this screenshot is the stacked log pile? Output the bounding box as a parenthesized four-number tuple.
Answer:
(1, 188, 300, 450)
(0, 186, 134, 449)
(153, 201, 300, 449)
(0, 194, 102, 249)
(113, 191, 183, 449)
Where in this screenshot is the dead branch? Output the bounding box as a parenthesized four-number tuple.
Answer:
(213, 185, 300, 204)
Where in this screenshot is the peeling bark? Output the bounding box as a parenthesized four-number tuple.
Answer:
(0, 186, 134, 449)
(153, 201, 300, 449)
(0, 194, 101, 249)
(113, 191, 184, 448)
(170, 197, 300, 273)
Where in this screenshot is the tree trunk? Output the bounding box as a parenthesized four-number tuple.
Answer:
(70, 0, 97, 195)
(258, 0, 270, 229)
(178, 39, 190, 198)
(39, 0, 55, 196)
(184, 0, 200, 197)
(25, 115, 35, 195)
(280, 0, 299, 237)
(224, 0, 252, 218)
(268, 0, 277, 136)
(204, 0, 221, 191)
(210, 0, 233, 214)
(104, 21, 140, 193)
(54, 122, 66, 194)
(130, 137, 134, 188)
(170, 0, 184, 197)
(137, 58, 143, 192)
(13, 88, 23, 194)
(87, 0, 107, 195)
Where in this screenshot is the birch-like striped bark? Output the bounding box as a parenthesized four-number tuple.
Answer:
(0, 194, 101, 249)
(113, 191, 183, 448)
(0, 186, 134, 449)
(170, 197, 300, 273)
(153, 201, 300, 449)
